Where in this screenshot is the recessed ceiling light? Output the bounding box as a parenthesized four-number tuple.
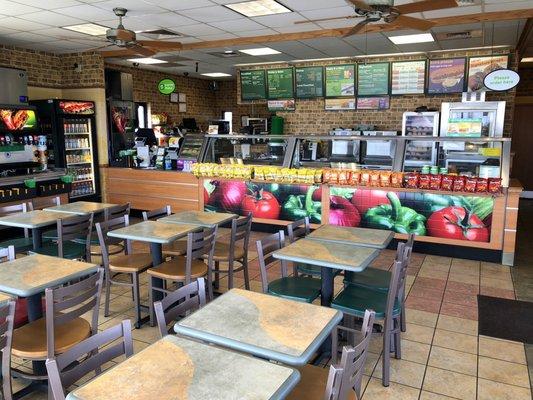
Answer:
(224, 50, 234, 54)
(239, 47, 281, 56)
(521, 57, 533, 63)
(225, 0, 291, 17)
(62, 23, 109, 36)
(126, 58, 167, 65)
(388, 33, 434, 45)
(201, 72, 232, 77)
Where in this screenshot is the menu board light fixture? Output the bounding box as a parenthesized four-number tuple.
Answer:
(240, 47, 281, 56)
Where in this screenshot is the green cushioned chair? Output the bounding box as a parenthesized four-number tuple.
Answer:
(343, 268, 391, 291)
(256, 230, 321, 304)
(332, 285, 401, 318)
(287, 217, 326, 278)
(31, 241, 88, 259)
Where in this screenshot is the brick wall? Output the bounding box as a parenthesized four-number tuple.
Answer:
(237, 49, 518, 135)
(516, 67, 533, 96)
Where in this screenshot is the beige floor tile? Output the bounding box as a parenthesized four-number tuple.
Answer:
(480, 262, 510, 274)
(477, 378, 532, 400)
(362, 377, 420, 400)
(478, 336, 526, 364)
(423, 255, 452, 267)
(447, 273, 479, 285)
(369, 335, 384, 354)
(417, 269, 449, 280)
(405, 309, 438, 328)
(432, 330, 477, 354)
(422, 367, 476, 400)
(436, 315, 478, 336)
(419, 262, 450, 273)
(403, 323, 435, 345)
(401, 339, 431, 364)
(451, 258, 480, 271)
(419, 391, 456, 400)
(364, 351, 381, 376)
(477, 356, 530, 388)
(428, 346, 477, 376)
(131, 325, 161, 344)
(480, 276, 514, 290)
(372, 357, 426, 389)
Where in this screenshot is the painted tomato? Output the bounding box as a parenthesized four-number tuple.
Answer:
(329, 195, 360, 227)
(427, 206, 489, 242)
(207, 180, 247, 213)
(242, 190, 281, 220)
(203, 188, 209, 204)
(351, 189, 390, 215)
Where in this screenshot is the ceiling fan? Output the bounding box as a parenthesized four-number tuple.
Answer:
(94, 7, 183, 58)
(295, 0, 459, 38)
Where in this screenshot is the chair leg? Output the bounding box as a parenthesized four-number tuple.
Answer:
(331, 326, 339, 364)
(130, 274, 135, 301)
(206, 271, 214, 302)
(213, 261, 220, 290)
(228, 260, 234, 290)
(148, 276, 155, 327)
(132, 273, 141, 329)
(400, 302, 407, 332)
(382, 326, 391, 387)
(104, 275, 111, 317)
(242, 258, 250, 290)
(394, 319, 402, 359)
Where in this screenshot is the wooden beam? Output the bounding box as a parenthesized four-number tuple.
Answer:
(516, 18, 533, 58)
(180, 8, 533, 51)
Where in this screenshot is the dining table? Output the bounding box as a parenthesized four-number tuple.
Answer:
(308, 225, 394, 249)
(66, 335, 300, 400)
(158, 210, 237, 227)
(174, 288, 342, 366)
(44, 201, 118, 216)
(0, 210, 73, 250)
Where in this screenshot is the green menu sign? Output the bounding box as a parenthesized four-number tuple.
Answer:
(295, 66, 323, 98)
(158, 78, 176, 95)
(325, 65, 355, 97)
(267, 68, 294, 99)
(357, 62, 390, 96)
(241, 70, 266, 101)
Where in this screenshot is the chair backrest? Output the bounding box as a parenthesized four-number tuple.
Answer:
(153, 278, 206, 338)
(287, 217, 310, 243)
(0, 300, 16, 400)
(324, 365, 344, 400)
(0, 246, 15, 263)
(228, 213, 252, 260)
(336, 310, 376, 400)
(185, 226, 217, 284)
(0, 202, 30, 238)
(105, 203, 130, 221)
(44, 268, 104, 360)
(46, 320, 133, 400)
(256, 230, 289, 293)
(382, 244, 408, 342)
(57, 213, 94, 260)
(31, 196, 60, 211)
(142, 205, 171, 221)
(95, 216, 131, 271)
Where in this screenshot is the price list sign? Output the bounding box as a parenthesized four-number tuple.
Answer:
(325, 65, 355, 97)
(240, 70, 267, 101)
(267, 68, 294, 99)
(357, 63, 390, 96)
(391, 60, 426, 95)
(295, 66, 323, 98)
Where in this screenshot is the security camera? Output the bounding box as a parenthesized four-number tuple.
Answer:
(133, 62, 139, 67)
(183, 72, 189, 77)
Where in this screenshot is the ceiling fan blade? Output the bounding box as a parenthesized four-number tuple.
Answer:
(392, 15, 435, 31)
(343, 19, 371, 37)
(396, 0, 458, 14)
(115, 29, 134, 41)
(346, 0, 373, 11)
(87, 43, 115, 52)
(295, 15, 357, 25)
(99, 48, 137, 58)
(137, 40, 183, 50)
(130, 44, 157, 57)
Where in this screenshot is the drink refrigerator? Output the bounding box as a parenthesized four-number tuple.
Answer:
(31, 99, 100, 199)
(402, 112, 439, 171)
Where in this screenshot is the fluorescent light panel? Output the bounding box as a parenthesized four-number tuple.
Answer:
(239, 47, 281, 56)
(62, 23, 108, 36)
(521, 57, 533, 62)
(127, 58, 167, 64)
(388, 33, 434, 45)
(201, 72, 232, 77)
(225, 0, 291, 17)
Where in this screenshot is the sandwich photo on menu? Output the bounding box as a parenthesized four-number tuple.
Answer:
(427, 58, 466, 94)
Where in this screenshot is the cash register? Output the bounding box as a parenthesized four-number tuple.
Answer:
(134, 128, 157, 168)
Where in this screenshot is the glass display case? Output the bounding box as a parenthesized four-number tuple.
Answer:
(402, 112, 439, 170)
(203, 134, 294, 167)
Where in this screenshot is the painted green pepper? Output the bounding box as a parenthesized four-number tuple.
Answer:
(281, 186, 322, 223)
(363, 192, 427, 235)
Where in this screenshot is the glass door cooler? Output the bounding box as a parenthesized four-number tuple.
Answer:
(402, 111, 439, 171)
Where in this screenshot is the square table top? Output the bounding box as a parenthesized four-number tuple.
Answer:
(44, 201, 117, 215)
(0, 254, 98, 297)
(158, 211, 237, 227)
(174, 288, 343, 366)
(0, 210, 73, 229)
(107, 220, 200, 244)
(67, 335, 300, 400)
(308, 225, 394, 249)
(273, 238, 379, 272)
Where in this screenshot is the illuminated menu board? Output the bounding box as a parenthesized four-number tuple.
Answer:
(240, 70, 266, 101)
(391, 60, 426, 95)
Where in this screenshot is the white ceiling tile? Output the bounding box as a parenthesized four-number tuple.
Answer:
(178, 5, 241, 22)
(485, 0, 533, 12)
(0, 17, 50, 31)
(0, 0, 41, 16)
(168, 23, 226, 36)
(96, 18, 157, 32)
(275, 23, 321, 33)
(53, 4, 116, 21)
(13, 0, 82, 9)
(129, 12, 200, 29)
(300, 6, 356, 20)
(252, 12, 306, 28)
(234, 28, 279, 37)
(4, 31, 57, 42)
(18, 10, 86, 26)
(277, 0, 350, 11)
(148, 0, 215, 10)
(94, 0, 156, 16)
(301, 37, 359, 57)
(209, 18, 266, 32)
(269, 41, 327, 58)
(423, 5, 482, 19)
(195, 32, 239, 40)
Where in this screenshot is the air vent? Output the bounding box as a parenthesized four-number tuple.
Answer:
(139, 29, 182, 39)
(435, 29, 482, 41)
(208, 51, 240, 58)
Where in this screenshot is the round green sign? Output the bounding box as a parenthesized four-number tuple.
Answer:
(158, 78, 176, 95)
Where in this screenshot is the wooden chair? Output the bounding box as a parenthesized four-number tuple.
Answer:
(147, 226, 217, 326)
(31, 213, 93, 261)
(11, 269, 104, 384)
(288, 310, 376, 400)
(0, 202, 34, 253)
(202, 213, 252, 290)
(95, 216, 153, 328)
(142, 206, 187, 258)
(88, 203, 131, 257)
(256, 231, 321, 303)
(0, 300, 16, 400)
(46, 320, 133, 400)
(331, 243, 410, 387)
(153, 278, 206, 338)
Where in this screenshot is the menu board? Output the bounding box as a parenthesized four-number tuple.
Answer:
(427, 58, 466, 94)
(391, 60, 426, 95)
(446, 118, 483, 137)
(295, 66, 323, 98)
(325, 98, 355, 111)
(240, 70, 266, 101)
(267, 68, 294, 99)
(357, 63, 390, 96)
(268, 99, 295, 111)
(357, 96, 390, 110)
(325, 65, 355, 97)
(467, 55, 509, 92)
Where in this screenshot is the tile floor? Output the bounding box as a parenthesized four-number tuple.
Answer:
(10, 212, 533, 400)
